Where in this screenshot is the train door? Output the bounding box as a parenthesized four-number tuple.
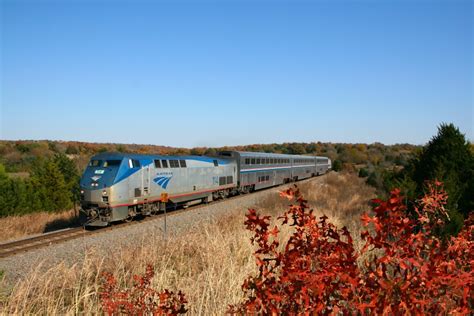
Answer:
(143, 165, 151, 197)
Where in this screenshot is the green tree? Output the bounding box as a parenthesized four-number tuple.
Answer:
(53, 153, 80, 204)
(358, 168, 369, 178)
(0, 164, 14, 216)
(411, 123, 473, 235)
(31, 159, 72, 212)
(332, 159, 343, 172)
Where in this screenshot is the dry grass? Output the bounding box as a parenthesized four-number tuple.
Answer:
(0, 172, 375, 315)
(257, 172, 375, 251)
(0, 209, 79, 243)
(1, 214, 256, 315)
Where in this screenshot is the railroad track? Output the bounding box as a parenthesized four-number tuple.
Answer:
(0, 227, 90, 258)
(0, 176, 325, 259)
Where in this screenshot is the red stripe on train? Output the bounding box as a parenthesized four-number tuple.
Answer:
(110, 185, 235, 208)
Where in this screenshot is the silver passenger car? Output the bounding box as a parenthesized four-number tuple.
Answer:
(217, 151, 331, 191)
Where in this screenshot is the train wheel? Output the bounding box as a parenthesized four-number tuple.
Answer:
(125, 208, 136, 222)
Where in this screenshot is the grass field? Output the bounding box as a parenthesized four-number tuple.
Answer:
(0, 209, 79, 243)
(0, 172, 375, 314)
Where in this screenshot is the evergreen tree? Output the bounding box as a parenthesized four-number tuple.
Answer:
(31, 159, 72, 212)
(53, 153, 80, 203)
(0, 164, 13, 216)
(332, 159, 343, 172)
(412, 123, 473, 235)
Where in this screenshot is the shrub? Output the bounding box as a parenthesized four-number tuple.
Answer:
(100, 264, 187, 315)
(229, 183, 473, 314)
(332, 159, 342, 172)
(358, 167, 369, 177)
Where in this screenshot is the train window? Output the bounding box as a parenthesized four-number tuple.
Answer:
(179, 160, 187, 168)
(154, 160, 161, 168)
(226, 176, 233, 184)
(132, 160, 141, 168)
(219, 176, 226, 185)
(251, 158, 255, 165)
(245, 158, 250, 165)
(266, 175, 270, 181)
(213, 160, 218, 167)
(265, 158, 269, 164)
(170, 160, 179, 168)
(89, 160, 102, 167)
(256, 158, 261, 164)
(161, 160, 168, 168)
(104, 160, 121, 167)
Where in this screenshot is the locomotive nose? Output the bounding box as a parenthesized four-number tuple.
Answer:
(80, 187, 111, 207)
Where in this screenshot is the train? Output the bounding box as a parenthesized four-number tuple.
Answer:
(79, 151, 331, 226)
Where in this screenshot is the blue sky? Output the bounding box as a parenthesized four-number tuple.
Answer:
(1, 0, 472, 147)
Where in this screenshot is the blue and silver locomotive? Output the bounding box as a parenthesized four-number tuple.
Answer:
(80, 151, 331, 226)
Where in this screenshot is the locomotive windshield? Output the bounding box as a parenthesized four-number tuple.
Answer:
(82, 158, 124, 189)
(104, 160, 121, 167)
(89, 160, 102, 167)
(88, 160, 122, 167)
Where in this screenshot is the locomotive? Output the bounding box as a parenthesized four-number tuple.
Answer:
(79, 151, 331, 226)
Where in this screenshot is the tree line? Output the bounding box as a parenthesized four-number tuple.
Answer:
(0, 153, 79, 217)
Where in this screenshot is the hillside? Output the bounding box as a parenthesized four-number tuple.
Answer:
(0, 139, 419, 175)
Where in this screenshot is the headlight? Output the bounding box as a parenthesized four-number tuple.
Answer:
(80, 190, 84, 195)
(102, 190, 107, 196)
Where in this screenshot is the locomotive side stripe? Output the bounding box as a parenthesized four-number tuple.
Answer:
(240, 166, 291, 173)
(240, 164, 317, 173)
(109, 184, 236, 208)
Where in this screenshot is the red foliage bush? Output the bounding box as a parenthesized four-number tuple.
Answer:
(229, 182, 473, 315)
(100, 264, 187, 315)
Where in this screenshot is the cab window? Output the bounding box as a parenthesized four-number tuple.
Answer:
(129, 159, 141, 168)
(104, 160, 121, 167)
(89, 160, 102, 167)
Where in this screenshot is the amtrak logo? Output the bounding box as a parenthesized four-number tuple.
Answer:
(153, 175, 173, 189)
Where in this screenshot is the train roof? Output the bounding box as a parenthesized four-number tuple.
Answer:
(219, 151, 317, 160)
(89, 152, 232, 163)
